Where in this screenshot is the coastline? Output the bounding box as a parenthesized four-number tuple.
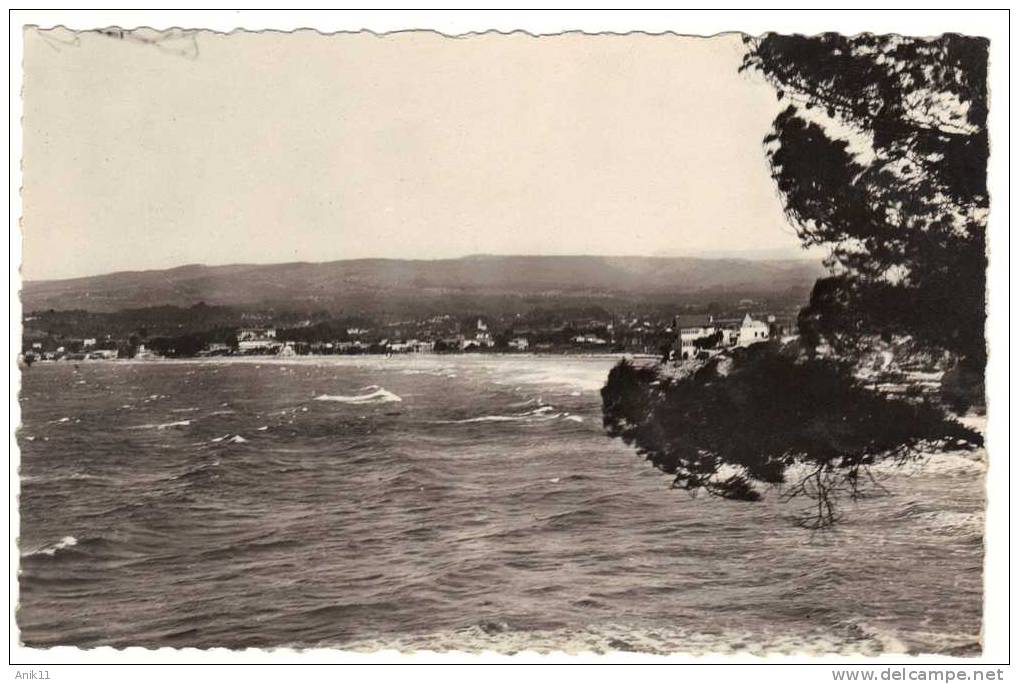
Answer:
(22, 351, 663, 365)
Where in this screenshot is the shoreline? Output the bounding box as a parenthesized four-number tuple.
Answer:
(22, 351, 662, 366)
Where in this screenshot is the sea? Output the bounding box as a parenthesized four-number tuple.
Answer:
(16, 355, 986, 654)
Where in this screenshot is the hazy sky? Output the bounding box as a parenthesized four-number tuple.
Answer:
(22, 28, 807, 281)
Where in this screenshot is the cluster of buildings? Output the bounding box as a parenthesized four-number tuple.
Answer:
(675, 313, 775, 361)
(22, 310, 787, 362)
(24, 338, 119, 362)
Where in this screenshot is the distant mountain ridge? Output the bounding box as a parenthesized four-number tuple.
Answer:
(21, 255, 826, 314)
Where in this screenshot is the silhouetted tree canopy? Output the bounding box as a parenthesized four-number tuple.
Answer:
(602, 345, 981, 527)
(602, 34, 989, 526)
(743, 33, 988, 375)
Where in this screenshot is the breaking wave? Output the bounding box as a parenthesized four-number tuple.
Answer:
(210, 434, 248, 444)
(314, 386, 403, 404)
(439, 405, 584, 424)
(336, 618, 951, 656)
(129, 419, 192, 430)
(24, 536, 78, 558)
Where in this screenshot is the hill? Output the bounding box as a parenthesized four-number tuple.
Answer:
(21, 255, 826, 314)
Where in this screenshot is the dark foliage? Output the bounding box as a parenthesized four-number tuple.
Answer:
(743, 33, 988, 388)
(693, 330, 724, 350)
(602, 345, 981, 527)
(599, 34, 990, 526)
(277, 321, 354, 344)
(147, 326, 238, 358)
(22, 303, 244, 340)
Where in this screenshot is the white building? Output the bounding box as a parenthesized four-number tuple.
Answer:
(571, 334, 608, 345)
(237, 328, 283, 353)
(134, 344, 158, 360)
(678, 326, 717, 360)
(238, 327, 276, 342)
(676, 314, 770, 360)
(736, 314, 770, 347)
(388, 340, 414, 353)
(508, 337, 529, 351)
(462, 335, 495, 350)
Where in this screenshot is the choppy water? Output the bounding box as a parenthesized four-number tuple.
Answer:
(17, 356, 985, 654)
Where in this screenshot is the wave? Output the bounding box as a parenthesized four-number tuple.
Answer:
(22, 472, 106, 485)
(888, 500, 984, 540)
(314, 386, 402, 404)
(334, 619, 948, 655)
(129, 419, 192, 430)
(912, 510, 984, 538)
(508, 397, 545, 408)
(211, 434, 248, 444)
(837, 620, 911, 654)
(439, 405, 588, 425)
(24, 536, 78, 557)
(440, 405, 565, 424)
(172, 460, 222, 481)
(915, 450, 987, 476)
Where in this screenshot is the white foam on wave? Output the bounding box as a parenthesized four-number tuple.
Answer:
(314, 387, 403, 405)
(440, 405, 571, 424)
(130, 419, 192, 430)
(479, 358, 616, 393)
(871, 448, 987, 478)
(508, 397, 544, 408)
(26, 536, 78, 557)
(450, 414, 545, 424)
(336, 619, 936, 656)
(211, 433, 248, 444)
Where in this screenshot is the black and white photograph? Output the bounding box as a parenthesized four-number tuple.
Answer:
(8, 9, 1010, 673)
